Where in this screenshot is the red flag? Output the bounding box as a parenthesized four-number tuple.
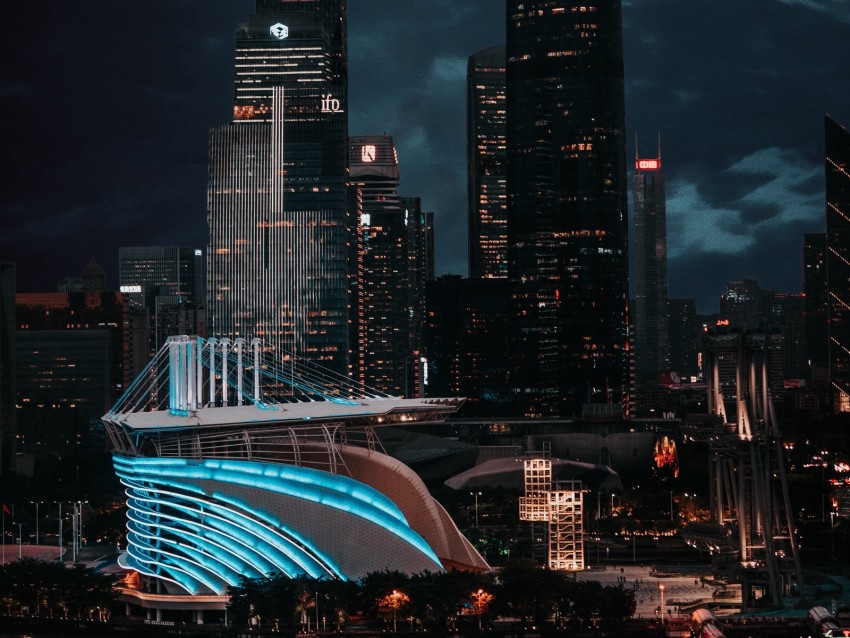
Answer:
(2, 504, 10, 515)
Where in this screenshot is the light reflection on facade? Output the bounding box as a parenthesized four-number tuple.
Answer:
(207, 1, 350, 374)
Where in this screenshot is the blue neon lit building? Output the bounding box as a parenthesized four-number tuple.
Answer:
(103, 336, 487, 604)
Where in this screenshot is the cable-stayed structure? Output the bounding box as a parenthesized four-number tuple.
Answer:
(103, 336, 486, 604)
(111, 335, 393, 418)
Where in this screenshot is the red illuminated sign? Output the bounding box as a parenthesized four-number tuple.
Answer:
(636, 158, 661, 171)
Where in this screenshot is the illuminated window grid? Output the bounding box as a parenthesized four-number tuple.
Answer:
(548, 485, 584, 571)
(518, 458, 585, 571)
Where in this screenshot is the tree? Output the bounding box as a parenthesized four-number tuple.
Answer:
(376, 589, 409, 632)
(470, 587, 494, 630)
(227, 572, 297, 630)
(0, 558, 117, 619)
(493, 558, 565, 627)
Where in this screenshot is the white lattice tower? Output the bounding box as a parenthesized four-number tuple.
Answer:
(548, 484, 584, 571)
(519, 458, 552, 521)
(519, 458, 585, 571)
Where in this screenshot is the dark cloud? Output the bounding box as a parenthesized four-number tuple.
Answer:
(2, 0, 849, 313)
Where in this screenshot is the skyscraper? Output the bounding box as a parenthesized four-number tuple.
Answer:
(119, 246, 205, 357)
(633, 143, 669, 390)
(467, 45, 507, 280)
(207, 0, 350, 373)
(505, 0, 629, 416)
(803, 232, 828, 384)
(349, 135, 407, 394)
(119, 247, 203, 307)
(826, 115, 850, 411)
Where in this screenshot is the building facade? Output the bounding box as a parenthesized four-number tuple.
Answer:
(505, 0, 629, 416)
(424, 275, 513, 415)
(667, 298, 700, 382)
(826, 116, 850, 411)
(119, 247, 203, 306)
(0, 263, 15, 474)
(16, 289, 127, 452)
(207, 0, 351, 374)
(633, 146, 669, 390)
(104, 337, 487, 617)
(119, 247, 205, 361)
(467, 45, 507, 280)
(804, 232, 828, 386)
(349, 135, 408, 395)
(404, 198, 434, 398)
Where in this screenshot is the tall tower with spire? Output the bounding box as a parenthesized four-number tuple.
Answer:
(633, 135, 669, 393)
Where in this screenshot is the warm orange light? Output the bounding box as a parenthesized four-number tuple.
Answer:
(636, 158, 661, 171)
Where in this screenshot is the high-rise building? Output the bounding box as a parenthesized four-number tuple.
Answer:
(506, 0, 629, 416)
(119, 247, 203, 306)
(719, 279, 767, 331)
(633, 143, 669, 390)
(404, 199, 435, 397)
(826, 115, 850, 411)
(667, 298, 700, 381)
(0, 263, 15, 474)
(467, 45, 507, 280)
(349, 135, 408, 394)
(424, 275, 513, 414)
(804, 232, 828, 385)
(207, 0, 350, 374)
(119, 247, 205, 357)
(16, 288, 127, 452)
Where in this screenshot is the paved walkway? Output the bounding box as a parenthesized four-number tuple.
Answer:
(574, 564, 727, 618)
(0, 544, 61, 564)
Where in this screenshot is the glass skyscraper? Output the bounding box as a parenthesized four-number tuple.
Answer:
(207, 0, 350, 373)
(505, 0, 629, 416)
(826, 115, 850, 411)
(633, 145, 669, 390)
(803, 232, 828, 383)
(349, 135, 407, 394)
(467, 45, 507, 280)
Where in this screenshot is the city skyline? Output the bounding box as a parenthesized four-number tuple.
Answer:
(2, 1, 850, 312)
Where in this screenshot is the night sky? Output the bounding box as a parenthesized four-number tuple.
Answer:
(2, 1, 849, 312)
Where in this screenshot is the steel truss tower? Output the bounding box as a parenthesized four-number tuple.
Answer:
(519, 458, 585, 571)
(697, 333, 803, 610)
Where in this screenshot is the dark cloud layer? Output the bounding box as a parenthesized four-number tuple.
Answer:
(2, 0, 849, 311)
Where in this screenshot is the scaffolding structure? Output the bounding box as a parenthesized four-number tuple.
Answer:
(690, 332, 804, 610)
(519, 458, 585, 571)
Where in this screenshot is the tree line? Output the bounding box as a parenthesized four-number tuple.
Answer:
(226, 558, 636, 633)
(0, 558, 117, 620)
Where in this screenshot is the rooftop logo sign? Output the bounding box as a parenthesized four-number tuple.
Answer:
(270, 23, 289, 40)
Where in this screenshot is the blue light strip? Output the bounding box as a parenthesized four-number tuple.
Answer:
(118, 479, 324, 586)
(126, 494, 309, 577)
(113, 455, 443, 595)
(117, 472, 337, 578)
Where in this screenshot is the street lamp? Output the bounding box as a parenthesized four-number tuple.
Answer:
(659, 584, 666, 624)
(470, 491, 482, 529)
(30, 501, 44, 546)
(54, 501, 63, 562)
(14, 522, 23, 559)
(830, 511, 836, 562)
